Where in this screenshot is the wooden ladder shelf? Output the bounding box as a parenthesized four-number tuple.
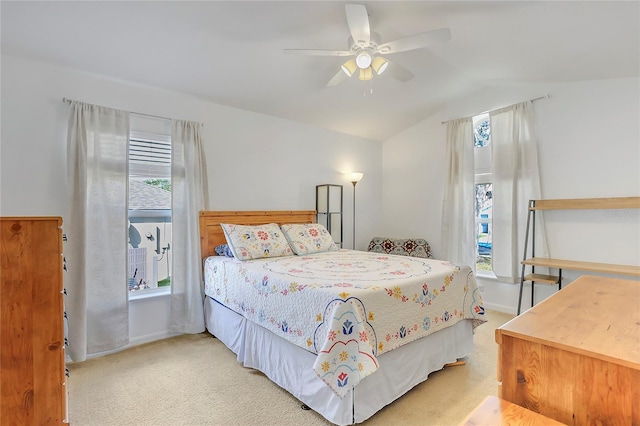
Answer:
(517, 197, 640, 315)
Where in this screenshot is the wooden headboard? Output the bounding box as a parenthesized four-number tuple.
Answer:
(199, 210, 317, 262)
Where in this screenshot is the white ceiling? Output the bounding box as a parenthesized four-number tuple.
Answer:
(2, 1, 639, 141)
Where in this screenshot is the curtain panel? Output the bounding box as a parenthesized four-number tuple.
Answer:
(441, 118, 476, 270)
(170, 120, 209, 334)
(490, 101, 548, 283)
(66, 101, 130, 362)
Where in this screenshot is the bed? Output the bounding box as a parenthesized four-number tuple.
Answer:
(199, 210, 486, 425)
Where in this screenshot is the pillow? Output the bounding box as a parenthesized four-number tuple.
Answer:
(214, 244, 234, 258)
(280, 223, 338, 255)
(220, 223, 293, 261)
(367, 237, 432, 259)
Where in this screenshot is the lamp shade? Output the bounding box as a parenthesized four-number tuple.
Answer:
(341, 59, 357, 77)
(349, 172, 364, 183)
(358, 67, 372, 81)
(371, 56, 389, 75)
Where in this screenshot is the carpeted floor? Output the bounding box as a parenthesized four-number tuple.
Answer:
(67, 309, 514, 425)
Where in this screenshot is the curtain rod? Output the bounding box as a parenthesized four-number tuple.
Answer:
(441, 94, 550, 125)
(62, 97, 204, 127)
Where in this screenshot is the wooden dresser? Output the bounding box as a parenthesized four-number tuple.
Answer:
(496, 275, 640, 424)
(1, 217, 68, 424)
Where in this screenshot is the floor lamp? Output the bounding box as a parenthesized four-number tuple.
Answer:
(350, 172, 363, 250)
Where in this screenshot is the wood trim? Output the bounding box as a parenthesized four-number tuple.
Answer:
(0, 216, 63, 221)
(530, 196, 640, 210)
(199, 210, 317, 262)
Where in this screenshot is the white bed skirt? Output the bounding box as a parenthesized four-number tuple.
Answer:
(204, 296, 474, 425)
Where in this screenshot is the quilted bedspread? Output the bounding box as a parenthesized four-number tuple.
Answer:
(204, 249, 486, 398)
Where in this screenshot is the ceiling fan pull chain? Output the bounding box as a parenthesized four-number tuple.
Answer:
(363, 79, 374, 97)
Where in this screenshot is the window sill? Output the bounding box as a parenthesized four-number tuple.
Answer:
(129, 286, 171, 301)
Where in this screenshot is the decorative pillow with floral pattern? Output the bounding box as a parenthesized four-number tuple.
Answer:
(280, 223, 338, 255)
(221, 223, 293, 261)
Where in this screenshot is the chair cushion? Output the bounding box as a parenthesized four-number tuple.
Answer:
(367, 237, 432, 258)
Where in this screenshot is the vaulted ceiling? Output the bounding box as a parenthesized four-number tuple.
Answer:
(2, 1, 638, 141)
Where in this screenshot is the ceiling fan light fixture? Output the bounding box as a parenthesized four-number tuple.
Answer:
(285, 3, 451, 88)
(371, 56, 389, 75)
(341, 59, 357, 77)
(355, 51, 372, 69)
(359, 67, 373, 81)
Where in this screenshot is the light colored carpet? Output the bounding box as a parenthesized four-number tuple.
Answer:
(67, 309, 514, 426)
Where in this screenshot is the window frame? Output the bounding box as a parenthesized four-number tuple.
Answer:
(127, 130, 173, 297)
(473, 114, 495, 278)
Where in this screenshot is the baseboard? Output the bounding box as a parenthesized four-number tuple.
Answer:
(483, 301, 517, 316)
(129, 330, 178, 347)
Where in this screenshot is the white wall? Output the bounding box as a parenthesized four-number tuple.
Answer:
(3, 52, 637, 336)
(1, 54, 382, 345)
(381, 77, 640, 314)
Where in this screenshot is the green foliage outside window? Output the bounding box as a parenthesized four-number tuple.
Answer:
(144, 179, 171, 191)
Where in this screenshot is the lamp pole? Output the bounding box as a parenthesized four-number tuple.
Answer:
(352, 180, 358, 249)
(349, 172, 363, 250)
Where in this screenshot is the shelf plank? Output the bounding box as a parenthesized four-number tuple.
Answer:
(530, 196, 640, 210)
(524, 273, 559, 284)
(522, 257, 640, 277)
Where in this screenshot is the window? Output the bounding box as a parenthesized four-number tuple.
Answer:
(128, 131, 172, 293)
(473, 114, 493, 274)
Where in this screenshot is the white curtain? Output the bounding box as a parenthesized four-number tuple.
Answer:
(441, 118, 476, 270)
(490, 101, 548, 283)
(66, 101, 130, 362)
(170, 120, 209, 333)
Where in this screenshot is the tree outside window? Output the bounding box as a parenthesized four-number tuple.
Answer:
(473, 115, 493, 274)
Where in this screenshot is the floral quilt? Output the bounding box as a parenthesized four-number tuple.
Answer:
(204, 249, 486, 398)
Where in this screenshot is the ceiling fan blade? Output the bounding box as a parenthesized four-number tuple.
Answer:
(377, 28, 451, 54)
(326, 70, 348, 87)
(284, 49, 352, 57)
(384, 60, 414, 82)
(345, 4, 370, 47)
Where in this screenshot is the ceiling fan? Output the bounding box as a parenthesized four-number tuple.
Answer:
(284, 3, 451, 86)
